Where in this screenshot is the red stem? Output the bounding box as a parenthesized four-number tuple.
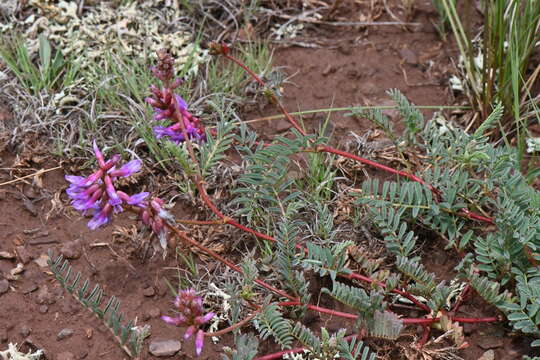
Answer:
(219, 46, 496, 226)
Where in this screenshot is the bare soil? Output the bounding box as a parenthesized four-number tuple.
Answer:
(1, 1, 539, 359)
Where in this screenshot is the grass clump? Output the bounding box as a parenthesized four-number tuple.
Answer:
(436, 0, 540, 157)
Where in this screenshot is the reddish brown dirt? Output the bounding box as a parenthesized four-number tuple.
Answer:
(1, 1, 539, 360)
(246, 1, 455, 143)
(0, 155, 235, 359)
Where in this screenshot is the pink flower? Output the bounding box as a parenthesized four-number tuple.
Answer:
(161, 289, 215, 357)
(65, 141, 143, 229)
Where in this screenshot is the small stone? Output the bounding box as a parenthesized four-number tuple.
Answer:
(148, 307, 161, 318)
(156, 281, 168, 297)
(400, 47, 418, 65)
(337, 44, 352, 56)
(15, 246, 31, 264)
(0, 251, 15, 259)
(322, 64, 336, 76)
(28, 238, 58, 245)
(33, 254, 49, 268)
(39, 305, 48, 314)
(0, 328, 7, 343)
(143, 286, 155, 297)
(20, 325, 31, 337)
(274, 119, 291, 133)
(478, 337, 503, 350)
(36, 285, 54, 305)
(10, 263, 24, 276)
(478, 350, 495, 360)
(78, 350, 88, 359)
(60, 240, 82, 259)
(22, 282, 38, 294)
(85, 328, 93, 339)
(56, 351, 76, 360)
(0, 279, 9, 295)
(149, 339, 182, 357)
(57, 328, 74, 341)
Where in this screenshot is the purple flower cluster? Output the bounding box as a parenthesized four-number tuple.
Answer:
(66, 141, 147, 229)
(161, 289, 215, 356)
(138, 196, 172, 248)
(146, 87, 206, 144)
(145, 49, 206, 144)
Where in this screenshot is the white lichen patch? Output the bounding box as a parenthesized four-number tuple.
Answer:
(21, 0, 207, 75)
(0, 343, 43, 360)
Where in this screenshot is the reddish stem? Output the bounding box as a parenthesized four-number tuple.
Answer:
(219, 46, 496, 226)
(417, 324, 431, 348)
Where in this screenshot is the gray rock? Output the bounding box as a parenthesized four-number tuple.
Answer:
(39, 305, 48, 314)
(0, 279, 9, 295)
(478, 350, 495, 360)
(148, 339, 182, 357)
(56, 352, 76, 360)
(57, 328, 74, 341)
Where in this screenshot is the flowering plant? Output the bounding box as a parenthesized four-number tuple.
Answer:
(161, 289, 215, 356)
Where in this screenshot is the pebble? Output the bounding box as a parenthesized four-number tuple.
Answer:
(15, 246, 31, 264)
(85, 328, 93, 339)
(148, 339, 182, 357)
(28, 238, 58, 245)
(39, 305, 48, 314)
(478, 350, 495, 360)
(33, 254, 49, 267)
(36, 285, 55, 305)
(56, 351, 76, 360)
(20, 325, 31, 337)
(78, 350, 88, 359)
(143, 286, 156, 297)
(337, 44, 352, 56)
(60, 240, 82, 259)
(57, 328, 74, 341)
(478, 337, 503, 350)
(322, 64, 336, 76)
(400, 47, 419, 66)
(148, 307, 161, 318)
(22, 282, 38, 294)
(274, 119, 291, 133)
(0, 279, 9, 295)
(0, 251, 15, 259)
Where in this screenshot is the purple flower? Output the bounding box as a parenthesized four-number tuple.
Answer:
(88, 203, 112, 230)
(117, 191, 149, 210)
(146, 54, 206, 145)
(161, 289, 214, 357)
(65, 142, 144, 229)
(175, 94, 187, 111)
(195, 330, 204, 356)
(109, 160, 142, 178)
